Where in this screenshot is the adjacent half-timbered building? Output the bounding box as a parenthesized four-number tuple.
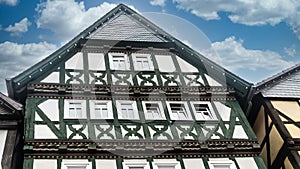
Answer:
(248, 64, 300, 169)
(0, 92, 23, 169)
(6, 4, 266, 169)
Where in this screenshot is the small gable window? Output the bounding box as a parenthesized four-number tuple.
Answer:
(142, 101, 165, 120)
(109, 53, 130, 70)
(191, 102, 217, 121)
(133, 54, 154, 71)
(64, 100, 86, 119)
(167, 102, 192, 120)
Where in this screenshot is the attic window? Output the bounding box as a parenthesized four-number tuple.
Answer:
(191, 102, 216, 121)
(167, 102, 191, 120)
(142, 101, 165, 120)
(133, 54, 154, 70)
(109, 53, 130, 70)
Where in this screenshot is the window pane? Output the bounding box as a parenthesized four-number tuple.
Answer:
(158, 166, 175, 169)
(135, 56, 150, 70)
(120, 103, 135, 119)
(129, 167, 144, 169)
(170, 103, 187, 120)
(194, 104, 213, 120)
(68, 167, 86, 169)
(214, 165, 230, 169)
(69, 102, 82, 118)
(113, 56, 126, 70)
(145, 103, 161, 119)
(94, 103, 108, 118)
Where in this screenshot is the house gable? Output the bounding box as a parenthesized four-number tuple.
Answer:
(6, 4, 252, 105)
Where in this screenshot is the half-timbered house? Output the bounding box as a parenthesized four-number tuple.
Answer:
(248, 64, 300, 169)
(0, 92, 23, 169)
(6, 4, 266, 169)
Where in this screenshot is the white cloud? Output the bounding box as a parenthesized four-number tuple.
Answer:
(284, 45, 296, 57)
(5, 18, 31, 36)
(0, 0, 18, 6)
(172, 0, 300, 38)
(35, 1, 117, 43)
(201, 36, 294, 71)
(150, 0, 166, 7)
(0, 41, 57, 93)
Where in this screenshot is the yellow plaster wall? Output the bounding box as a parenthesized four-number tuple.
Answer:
(253, 106, 266, 144)
(271, 100, 300, 121)
(284, 157, 293, 169)
(269, 126, 284, 164)
(271, 100, 300, 138)
(285, 124, 300, 138)
(261, 145, 267, 167)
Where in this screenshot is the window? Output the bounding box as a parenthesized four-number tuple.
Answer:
(89, 100, 113, 119)
(133, 54, 154, 70)
(69, 102, 83, 118)
(123, 160, 150, 169)
(121, 103, 134, 119)
(158, 167, 175, 169)
(142, 101, 165, 120)
(191, 102, 216, 120)
(152, 159, 180, 169)
(68, 167, 86, 169)
(170, 103, 187, 119)
(213, 166, 230, 169)
(64, 100, 86, 119)
(62, 160, 91, 169)
(208, 159, 237, 169)
(116, 101, 139, 120)
(109, 53, 129, 70)
(166, 102, 191, 120)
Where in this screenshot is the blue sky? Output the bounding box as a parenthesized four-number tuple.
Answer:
(0, 0, 300, 93)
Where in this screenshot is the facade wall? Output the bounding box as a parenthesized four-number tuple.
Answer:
(251, 96, 300, 168)
(26, 97, 252, 141)
(271, 100, 300, 138)
(29, 157, 264, 169)
(19, 7, 265, 169)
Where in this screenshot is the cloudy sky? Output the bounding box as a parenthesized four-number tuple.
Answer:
(0, 0, 299, 94)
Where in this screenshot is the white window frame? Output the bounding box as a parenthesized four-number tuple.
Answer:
(61, 160, 92, 169)
(166, 101, 192, 120)
(191, 101, 217, 121)
(109, 53, 130, 70)
(208, 159, 237, 169)
(142, 101, 165, 120)
(132, 53, 154, 71)
(123, 160, 150, 169)
(116, 100, 139, 120)
(152, 160, 180, 169)
(89, 100, 113, 119)
(64, 100, 86, 119)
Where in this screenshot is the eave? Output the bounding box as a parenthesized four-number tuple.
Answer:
(24, 139, 260, 159)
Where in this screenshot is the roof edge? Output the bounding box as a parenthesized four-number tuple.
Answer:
(255, 63, 300, 90)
